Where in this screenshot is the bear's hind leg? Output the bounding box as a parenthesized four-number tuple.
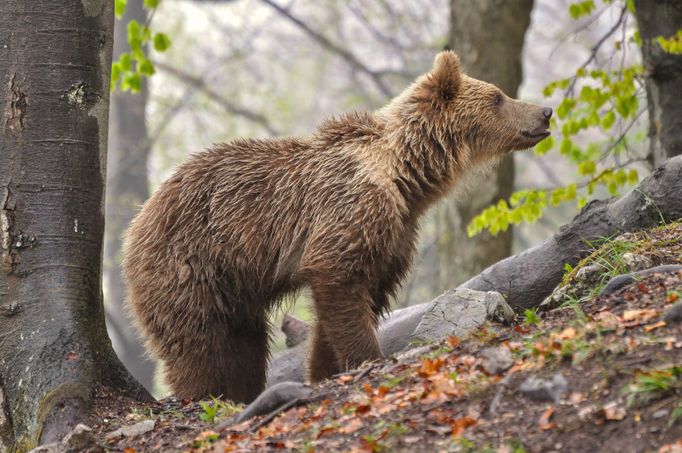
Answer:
(161, 310, 270, 404)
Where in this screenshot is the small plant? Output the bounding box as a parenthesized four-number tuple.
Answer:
(560, 295, 588, 324)
(191, 430, 220, 449)
(381, 374, 405, 389)
(625, 366, 682, 407)
(198, 397, 242, 423)
(523, 308, 541, 326)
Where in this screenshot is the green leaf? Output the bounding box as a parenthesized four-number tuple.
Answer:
(578, 160, 596, 175)
(127, 20, 142, 50)
(534, 135, 554, 155)
(118, 53, 132, 71)
(111, 62, 121, 83)
(626, 0, 635, 13)
(569, 3, 581, 19)
(139, 58, 155, 76)
(153, 32, 171, 52)
(587, 110, 600, 126)
(560, 137, 573, 155)
(121, 72, 141, 93)
(556, 98, 576, 119)
(607, 181, 618, 196)
(115, 0, 127, 18)
(615, 169, 627, 186)
(144, 0, 161, 8)
(600, 111, 616, 130)
(628, 169, 639, 185)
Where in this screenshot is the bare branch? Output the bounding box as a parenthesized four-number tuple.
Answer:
(565, 6, 628, 96)
(259, 0, 394, 98)
(154, 60, 280, 136)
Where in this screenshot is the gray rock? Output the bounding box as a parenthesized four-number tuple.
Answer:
(378, 303, 430, 355)
(622, 253, 653, 271)
(600, 265, 682, 297)
(664, 301, 682, 324)
(652, 409, 669, 419)
(218, 381, 312, 428)
(28, 424, 96, 453)
(411, 289, 514, 343)
(282, 314, 309, 348)
(105, 419, 155, 441)
(519, 373, 568, 403)
(480, 347, 513, 375)
(541, 264, 604, 310)
(28, 443, 60, 453)
(61, 424, 95, 453)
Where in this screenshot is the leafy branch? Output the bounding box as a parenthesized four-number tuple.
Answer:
(467, 0, 669, 238)
(111, 0, 172, 92)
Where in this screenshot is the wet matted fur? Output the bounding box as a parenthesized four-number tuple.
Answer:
(123, 51, 552, 403)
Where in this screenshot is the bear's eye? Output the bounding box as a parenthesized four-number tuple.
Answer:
(493, 94, 503, 106)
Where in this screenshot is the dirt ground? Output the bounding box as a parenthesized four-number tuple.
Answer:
(85, 223, 682, 452)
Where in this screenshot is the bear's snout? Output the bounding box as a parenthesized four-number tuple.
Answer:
(542, 107, 553, 121)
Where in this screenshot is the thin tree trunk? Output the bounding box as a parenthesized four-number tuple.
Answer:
(105, 0, 156, 393)
(0, 2, 148, 451)
(437, 0, 533, 287)
(633, 0, 682, 167)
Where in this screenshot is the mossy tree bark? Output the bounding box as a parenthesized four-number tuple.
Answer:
(633, 0, 682, 167)
(435, 0, 534, 290)
(105, 0, 156, 393)
(0, 2, 149, 451)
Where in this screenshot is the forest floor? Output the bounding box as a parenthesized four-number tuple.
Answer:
(85, 223, 682, 452)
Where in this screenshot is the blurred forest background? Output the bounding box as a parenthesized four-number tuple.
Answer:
(104, 0, 650, 395)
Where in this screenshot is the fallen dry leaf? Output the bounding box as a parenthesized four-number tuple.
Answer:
(419, 357, 445, 376)
(538, 406, 557, 431)
(451, 416, 478, 437)
(558, 327, 576, 340)
(447, 336, 461, 348)
(622, 309, 658, 323)
(644, 320, 667, 332)
(602, 401, 626, 421)
(569, 392, 587, 405)
(339, 418, 363, 434)
(593, 311, 621, 329)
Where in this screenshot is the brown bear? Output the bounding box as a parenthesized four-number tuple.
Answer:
(123, 50, 552, 403)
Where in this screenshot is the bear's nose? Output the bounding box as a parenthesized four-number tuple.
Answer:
(542, 107, 553, 120)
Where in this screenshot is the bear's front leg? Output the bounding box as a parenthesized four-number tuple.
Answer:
(309, 282, 383, 381)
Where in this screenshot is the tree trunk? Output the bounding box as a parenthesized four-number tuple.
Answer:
(105, 0, 156, 393)
(438, 0, 533, 287)
(634, 0, 682, 167)
(0, 2, 148, 451)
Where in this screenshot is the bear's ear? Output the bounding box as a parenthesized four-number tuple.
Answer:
(427, 50, 462, 102)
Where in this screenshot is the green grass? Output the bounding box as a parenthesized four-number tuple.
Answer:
(624, 366, 682, 407)
(522, 308, 541, 326)
(198, 396, 242, 423)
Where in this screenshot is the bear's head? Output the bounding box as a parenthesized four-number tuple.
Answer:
(383, 50, 552, 168)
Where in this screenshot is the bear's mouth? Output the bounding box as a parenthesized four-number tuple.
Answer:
(518, 128, 551, 147)
(521, 129, 551, 140)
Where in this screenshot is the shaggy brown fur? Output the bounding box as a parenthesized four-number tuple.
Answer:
(123, 51, 552, 403)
